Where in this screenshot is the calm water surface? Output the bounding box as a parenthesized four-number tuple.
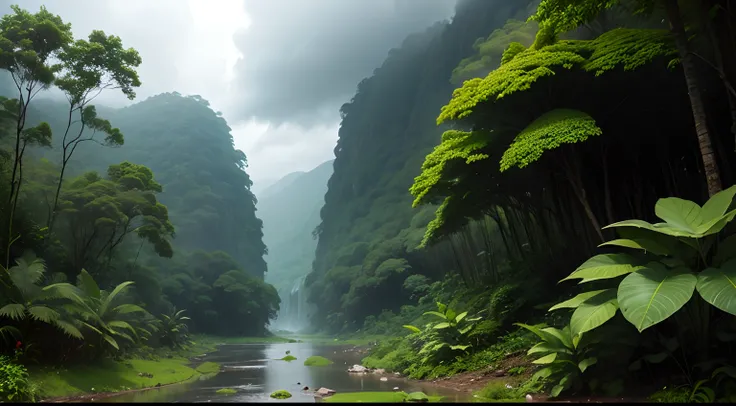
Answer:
(95, 342, 470, 403)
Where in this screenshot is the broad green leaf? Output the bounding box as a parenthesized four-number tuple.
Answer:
(450, 344, 471, 351)
(570, 290, 619, 337)
(459, 325, 473, 335)
(113, 303, 147, 314)
(599, 238, 671, 256)
(696, 259, 736, 316)
(455, 311, 468, 323)
(102, 334, 120, 350)
(528, 342, 571, 355)
(561, 254, 640, 283)
(701, 185, 736, 222)
(436, 302, 447, 314)
(445, 309, 457, 323)
(604, 219, 698, 238)
(532, 367, 553, 381)
(516, 323, 565, 348)
(549, 289, 610, 311)
(424, 311, 446, 320)
(714, 235, 736, 266)
(694, 208, 736, 236)
(433, 322, 451, 329)
(108, 320, 136, 334)
(533, 353, 557, 364)
(27, 305, 60, 323)
(0, 303, 25, 320)
(618, 265, 697, 332)
(542, 326, 573, 350)
(578, 357, 597, 373)
(77, 269, 100, 299)
(403, 325, 421, 334)
(432, 343, 446, 351)
(654, 197, 703, 233)
(616, 227, 698, 262)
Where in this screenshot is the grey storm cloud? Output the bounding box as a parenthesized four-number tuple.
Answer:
(232, 0, 457, 127)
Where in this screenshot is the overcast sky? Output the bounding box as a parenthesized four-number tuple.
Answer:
(2, 0, 456, 192)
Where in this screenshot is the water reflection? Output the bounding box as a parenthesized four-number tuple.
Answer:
(95, 342, 468, 403)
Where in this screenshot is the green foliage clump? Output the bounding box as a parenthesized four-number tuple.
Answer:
(437, 28, 675, 124)
(216, 388, 237, 395)
(0, 355, 35, 402)
(499, 109, 602, 172)
(279, 355, 297, 362)
(303, 356, 333, 367)
(270, 389, 292, 399)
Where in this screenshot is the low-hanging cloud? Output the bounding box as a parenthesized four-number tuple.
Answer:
(231, 0, 457, 128)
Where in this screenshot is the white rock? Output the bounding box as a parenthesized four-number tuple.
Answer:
(317, 387, 336, 397)
(526, 394, 533, 402)
(380, 377, 388, 382)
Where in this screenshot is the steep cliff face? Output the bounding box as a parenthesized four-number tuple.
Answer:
(307, 0, 536, 332)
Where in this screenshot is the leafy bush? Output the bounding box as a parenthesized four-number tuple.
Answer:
(551, 186, 736, 338)
(0, 355, 35, 402)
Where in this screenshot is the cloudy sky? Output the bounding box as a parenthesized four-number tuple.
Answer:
(2, 0, 456, 193)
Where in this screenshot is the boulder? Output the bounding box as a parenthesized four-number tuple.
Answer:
(347, 364, 371, 373)
(316, 387, 336, 397)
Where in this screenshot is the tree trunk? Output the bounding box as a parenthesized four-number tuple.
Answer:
(665, 0, 723, 197)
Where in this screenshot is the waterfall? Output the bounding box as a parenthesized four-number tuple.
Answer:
(271, 275, 311, 332)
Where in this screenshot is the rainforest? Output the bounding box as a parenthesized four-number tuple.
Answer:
(2, 0, 736, 403)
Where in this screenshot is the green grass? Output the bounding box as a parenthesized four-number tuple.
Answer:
(28, 356, 211, 399)
(195, 362, 220, 374)
(303, 355, 333, 366)
(216, 388, 237, 395)
(324, 391, 444, 403)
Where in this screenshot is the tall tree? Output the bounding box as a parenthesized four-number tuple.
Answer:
(0, 5, 72, 265)
(48, 30, 141, 234)
(531, 0, 727, 196)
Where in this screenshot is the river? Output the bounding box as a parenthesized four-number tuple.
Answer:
(94, 342, 471, 403)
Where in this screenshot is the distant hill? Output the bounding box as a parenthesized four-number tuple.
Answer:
(259, 160, 333, 292)
(259, 170, 307, 200)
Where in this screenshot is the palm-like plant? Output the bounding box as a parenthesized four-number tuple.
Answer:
(159, 308, 191, 348)
(0, 256, 83, 341)
(70, 269, 149, 354)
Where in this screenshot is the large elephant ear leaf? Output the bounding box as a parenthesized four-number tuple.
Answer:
(696, 259, 736, 316)
(654, 197, 703, 234)
(700, 185, 736, 222)
(549, 289, 609, 311)
(561, 254, 641, 284)
(603, 219, 693, 238)
(570, 289, 619, 337)
(618, 265, 697, 332)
